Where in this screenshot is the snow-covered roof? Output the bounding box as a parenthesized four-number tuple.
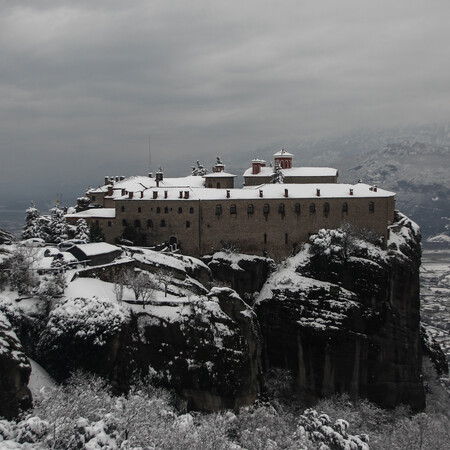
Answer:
(72, 243, 121, 257)
(281, 167, 338, 177)
(115, 183, 394, 201)
(204, 172, 237, 178)
(66, 208, 116, 219)
(274, 149, 293, 157)
(243, 167, 274, 177)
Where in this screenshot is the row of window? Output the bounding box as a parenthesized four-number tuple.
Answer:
(215, 202, 375, 215)
(123, 219, 191, 229)
(121, 206, 195, 214)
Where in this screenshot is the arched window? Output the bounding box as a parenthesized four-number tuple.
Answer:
(121, 206, 125, 212)
(309, 203, 316, 213)
(138, 207, 142, 213)
(342, 202, 348, 213)
(147, 219, 153, 228)
(263, 203, 270, 214)
(156, 207, 161, 214)
(107, 221, 112, 227)
(230, 204, 237, 214)
(134, 219, 141, 229)
(217, 182, 221, 189)
(186, 221, 191, 228)
(278, 203, 285, 214)
(324, 203, 330, 214)
(215, 204, 222, 215)
(160, 219, 166, 227)
(122, 219, 127, 226)
(178, 207, 183, 214)
(247, 204, 254, 214)
(189, 207, 194, 214)
(294, 203, 301, 214)
(369, 201, 375, 212)
(164, 207, 169, 214)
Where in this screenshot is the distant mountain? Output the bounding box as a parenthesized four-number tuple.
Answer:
(341, 141, 449, 240)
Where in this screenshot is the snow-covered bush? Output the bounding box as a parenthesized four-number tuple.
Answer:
(5, 246, 39, 295)
(22, 202, 46, 241)
(37, 273, 66, 303)
(47, 206, 69, 244)
(74, 218, 90, 243)
(39, 296, 126, 350)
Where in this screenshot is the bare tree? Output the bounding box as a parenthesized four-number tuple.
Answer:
(124, 270, 156, 308)
(156, 267, 176, 298)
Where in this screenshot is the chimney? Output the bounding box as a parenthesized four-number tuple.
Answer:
(374, 185, 377, 192)
(259, 190, 263, 198)
(226, 190, 230, 198)
(128, 192, 133, 199)
(107, 186, 113, 196)
(148, 172, 153, 178)
(153, 191, 158, 199)
(179, 191, 183, 199)
(350, 188, 353, 195)
(284, 188, 288, 198)
(104, 176, 110, 185)
(140, 191, 144, 198)
(184, 191, 189, 199)
(115, 176, 119, 182)
(121, 189, 126, 196)
(164, 190, 168, 199)
(316, 189, 320, 197)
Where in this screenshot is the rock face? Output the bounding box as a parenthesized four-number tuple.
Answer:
(255, 212, 426, 410)
(204, 252, 275, 298)
(0, 311, 32, 419)
(118, 287, 263, 410)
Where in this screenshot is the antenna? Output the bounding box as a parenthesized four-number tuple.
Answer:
(149, 135, 152, 175)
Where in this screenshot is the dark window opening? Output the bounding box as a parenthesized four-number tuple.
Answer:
(138, 207, 142, 213)
(230, 204, 237, 214)
(189, 207, 194, 214)
(217, 182, 221, 189)
(107, 221, 112, 227)
(369, 201, 375, 212)
(285, 233, 288, 244)
(164, 207, 169, 214)
(121, 206, 125, 212)
(134, 219, 141, 229)
(92, 196, 96, 202)
(342, 202, 348, 213)
(324, 203, 330, 214)
(147, 220, 153, 228)
(156, 207, 161, 214)
(309, 203, 316, 213)
(264, 233, 267, 244)
(215, 204, 222, 215)
(278, 203, 285, 214)
(263, 203, 270, 214)
(247, 204, 254, 214)
(122, 219, 127, 226)
(295, 203, 301, 214)
(186, 221, 190, 228)
(160, 219, 166, 227)
(178, 207, 182, 214)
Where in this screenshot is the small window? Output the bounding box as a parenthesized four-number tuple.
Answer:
(156, 207, 161, 214)
(230, 204, 237, 214)
(92, 196, 96, 202)
(107, 221, 112, 227)
(278, 203, 285, 214)
(134, 219, 141, 229)
(95, 220, 99, 225)
(295, 203, 301, 214)
(121, 206, 125, 212)
(160, 219, 166, 227)
(324, 203, 330, 214)
(342, 202, 348, 213)
(217, 182, 221, 189)
(309, 203, 316, 213)
(178, 207, 183, 214)
(186, 221, 190, 228)
(263, 203, 270, 214)
(264, 233, 267, 244)
(122, 219, 127, 226)
(189, 207, 194, 214)
(369, 201, 375, 212)
(215, 204, 222, 215)
(247, 204, 254, 214)
(147, 219, 153, 228)
(285, 233, 288, 244)
(164, 207, 169, 214)
(138, 207, 142, 213)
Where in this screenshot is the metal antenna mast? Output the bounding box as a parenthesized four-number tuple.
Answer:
(149, 135, 152, 175)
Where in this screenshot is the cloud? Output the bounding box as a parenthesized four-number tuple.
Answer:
(1, 0, 450, 201)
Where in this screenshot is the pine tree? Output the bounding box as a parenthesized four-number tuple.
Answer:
(273, 161, 284, 184)
(191, 160, 208, 176)
(48, 206, 68, 244)
(89, 221, 105, 243)
(22, 202, 45, 240)
(74, 219, 90, 243)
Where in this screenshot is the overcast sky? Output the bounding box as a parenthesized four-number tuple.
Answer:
(1, 0, 450, 203)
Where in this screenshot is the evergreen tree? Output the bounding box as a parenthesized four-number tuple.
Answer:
(22, 202, 44, 240)
(48, 206, 68, 244)
(74, 219, 90, 242)
(273, 161, 284, 184)
(191, 160, 208, 176)
(89, 221, 105, 243)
